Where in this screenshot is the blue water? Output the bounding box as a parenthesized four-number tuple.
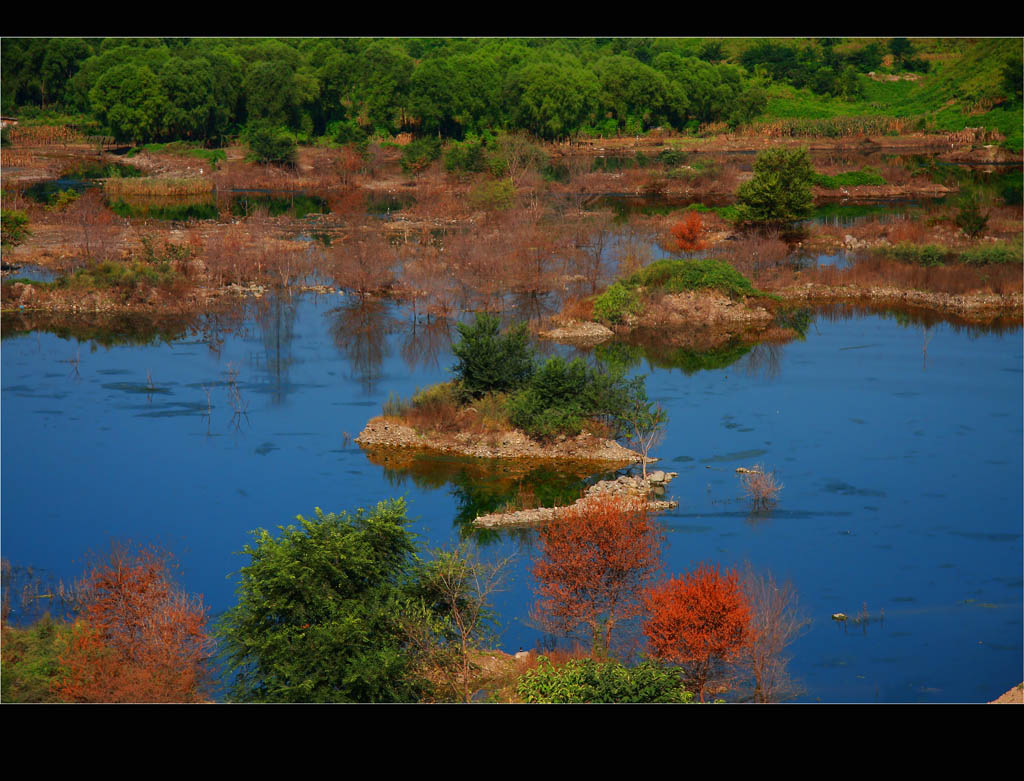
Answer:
(2, 294, 1021, 703)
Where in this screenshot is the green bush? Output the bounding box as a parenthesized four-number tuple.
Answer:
(444, 137, 488, 174)
(451, 313, 534, 398)
(333, 119, 368, 146)
(625, 258, 767, 300)
(1, 209, 31, 248)
(516, 656, 694, 703)
(593, 282, 643, 324)
(506, 356, 641, 441)
(216, 500, 429, 703)
(246, 124, 297, 166)
(0, 615, 71, 703)
(881, 242, 951, 267)
(468, 179, 516, 210)
(400, 137, 442, 174)
(960, 243, 1021, 265)
(954, 188, 990, 238)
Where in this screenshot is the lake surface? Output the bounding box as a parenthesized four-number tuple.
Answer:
(2, 293, 1020, 703)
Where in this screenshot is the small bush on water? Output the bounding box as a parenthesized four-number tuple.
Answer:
(740, 465, 783, 510)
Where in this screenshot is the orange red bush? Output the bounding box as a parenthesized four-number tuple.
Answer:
(531, 496, 664, 656)
(669, 211, 708, 253)
(643, 562, 751, 702)
(53, 542, 214, 703)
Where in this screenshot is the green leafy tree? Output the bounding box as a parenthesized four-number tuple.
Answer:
(451, 313, 534, 398)
(245, 123, 297, 166)
(507, 61, 600, 140)
(216, 499, 428, 703)
(735, 147, 815, 232)
(617, 392, 668, 480)
(89, 62, 168, 143)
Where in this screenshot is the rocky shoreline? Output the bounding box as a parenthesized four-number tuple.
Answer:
(474, 470, 679, 527)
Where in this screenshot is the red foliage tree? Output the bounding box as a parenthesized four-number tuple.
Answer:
(643, 562, 751, 702)
(669, 211, 707, 254)
(531, 496, 664, 656)
(53, 543, 214, 703)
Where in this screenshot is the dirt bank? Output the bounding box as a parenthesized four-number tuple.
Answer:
(356, 416, 642, 464)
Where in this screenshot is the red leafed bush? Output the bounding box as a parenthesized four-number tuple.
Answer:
(53, 542, 214, 703)
(669, 211, 707, 253)
(531, 496, 664, 656)
(643, 562, 751, 702)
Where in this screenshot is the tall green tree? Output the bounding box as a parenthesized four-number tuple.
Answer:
(89, 62, 168, 143)
(735, 147, 816, 231)
(217, 499, 428, 703)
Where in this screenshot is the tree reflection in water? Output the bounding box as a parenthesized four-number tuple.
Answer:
(327, 298, 398, 394)
(253, 292, 299, 405)
(399, 314, 453, 375)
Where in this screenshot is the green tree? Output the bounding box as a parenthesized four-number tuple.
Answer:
(451, 313, 535, 398)
(89, 62, 168, 143)
(735, 147, 815, 232)
(1, 209, 31, 249)
(954, 186, 990, 239)
(245, 123, 297, 166)
(217, 499, 428, 703)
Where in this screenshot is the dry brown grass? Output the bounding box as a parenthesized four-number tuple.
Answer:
(715, 231, 791, 279)
(104, 177, 213, 198)
(559, 295, 595, 322)
(768, 255, 1023, 296)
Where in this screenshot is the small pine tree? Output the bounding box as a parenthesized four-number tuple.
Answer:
(735, 147, 815, 232)
(451, 313, 534, 398)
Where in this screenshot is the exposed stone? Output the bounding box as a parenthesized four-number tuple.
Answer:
(473, 471, 678, 528)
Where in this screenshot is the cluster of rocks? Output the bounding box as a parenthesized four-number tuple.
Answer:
(356, 418, 643, 463)
(473, 470, 678, 528)
(537, 320, 614, 346)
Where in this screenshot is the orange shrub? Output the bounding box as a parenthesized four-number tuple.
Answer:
(643, 562, 751, 702)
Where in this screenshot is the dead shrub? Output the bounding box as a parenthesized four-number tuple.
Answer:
(740, 465, 782, 510)
(560, 296, 595, 322)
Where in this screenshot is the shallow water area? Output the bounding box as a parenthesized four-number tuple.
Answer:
(1, 290, 1020, 703)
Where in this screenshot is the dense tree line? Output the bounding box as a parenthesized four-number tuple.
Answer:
(2, 37, 775, 144)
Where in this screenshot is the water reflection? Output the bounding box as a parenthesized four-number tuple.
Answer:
(361, 445, 618, 543)
(253, 293, 299, 405)
(327, 298, 398, 394)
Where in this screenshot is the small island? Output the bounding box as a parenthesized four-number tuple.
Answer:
(357, 312, 674, 523)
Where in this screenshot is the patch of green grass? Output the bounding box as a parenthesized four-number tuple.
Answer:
(878, 241, 1022, 267)
(62, 161, 143, 180)
(812, 167, 887, 188)
(624, 258, 772, 300)
(109, 198, 220, 221)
